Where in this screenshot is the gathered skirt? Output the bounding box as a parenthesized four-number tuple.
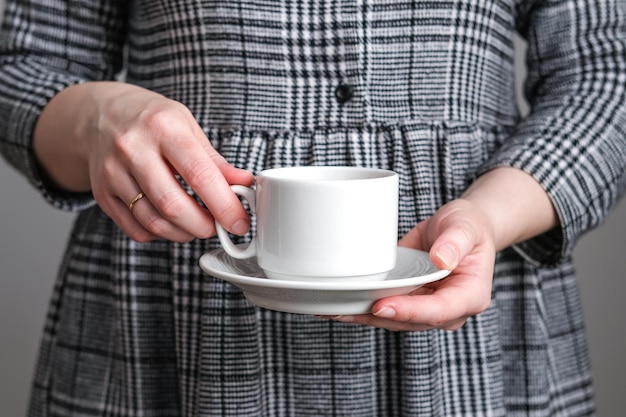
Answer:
(28, 120, 595, 417)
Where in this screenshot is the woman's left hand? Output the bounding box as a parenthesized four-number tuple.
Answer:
(326, 167, 559, 331)
(328, 198, 497, 331)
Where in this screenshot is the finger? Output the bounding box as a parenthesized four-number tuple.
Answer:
(370, 272, 491, 328)
(199, 140, 254, 187)
(92, 136, 197, 241)
(339, 312, 467, 332)
(221, 161, 254, 186)
(163, 135, 251, 236)
(90, 127, 207, 241)
(428, 218, 479, 270)
(110, 198, 159, 242)
(125, 188, 195, 242)
(99, 160, 198, 242)
(95, 189, 158, 243)
(90, 166, 158, 242)
(382, 286, 490, 328)
(129, 150, 219, 239)
(329, 314, 444, 332)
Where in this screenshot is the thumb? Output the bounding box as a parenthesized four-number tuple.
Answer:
(429, 222, 477, 270)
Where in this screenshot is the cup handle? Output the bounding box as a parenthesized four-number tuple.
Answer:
(215, 185, 257, 259)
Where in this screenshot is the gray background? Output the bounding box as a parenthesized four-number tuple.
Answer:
(0, 2, 624, 415)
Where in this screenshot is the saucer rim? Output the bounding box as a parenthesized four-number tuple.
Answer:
(199, 246, 450, 291)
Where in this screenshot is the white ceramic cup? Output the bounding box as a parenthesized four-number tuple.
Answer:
(215, 166, 399, 281)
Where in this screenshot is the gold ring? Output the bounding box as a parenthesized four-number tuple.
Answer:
(128, 192, 144, 211)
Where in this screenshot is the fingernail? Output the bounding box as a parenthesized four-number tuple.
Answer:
(435, 243, 458, 269)
(231, 219, 249, 235)
(332, 315, 354, 322)
(373, 306, 396, 319)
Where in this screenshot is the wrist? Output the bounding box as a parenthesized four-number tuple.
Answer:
(33, 81, 126, 192)
(461, 167, 558, 251)
(33, 83, 94, 192)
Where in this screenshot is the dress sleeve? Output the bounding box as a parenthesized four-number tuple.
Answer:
(0, 0, 129, 211)
(479, 0, 626, 266)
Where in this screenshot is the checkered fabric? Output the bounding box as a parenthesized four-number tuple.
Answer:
(1, 0, 625, 416)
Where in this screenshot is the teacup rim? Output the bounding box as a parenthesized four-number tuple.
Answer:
(257, 166, 397, 182)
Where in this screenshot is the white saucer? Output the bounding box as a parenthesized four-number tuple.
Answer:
(199, 247, 450, 315)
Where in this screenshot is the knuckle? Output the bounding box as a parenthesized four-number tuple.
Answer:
(141, 107, 179, 133)
(125, 223, 154, 243)
(181, 159, 218, 189)
(212, 199, 242, 224)
(195, 222, 216, 239)
(156, 190, 188, 219)
(143, 213, 170, 237)
(446, 222, 475, 250)
(113, 131, 139, 163)
(129, 230, 154, 243)
(428, 307, 452, 328)
(100, 158, 120, 183)
(473, 297, 492, 316)
(171, 233, 195, 244)
(459, 225, 477, 249)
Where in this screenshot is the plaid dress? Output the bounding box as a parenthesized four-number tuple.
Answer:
(1, 0, 625, 416)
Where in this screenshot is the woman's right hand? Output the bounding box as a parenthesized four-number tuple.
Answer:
(33, 81, 254, 243)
